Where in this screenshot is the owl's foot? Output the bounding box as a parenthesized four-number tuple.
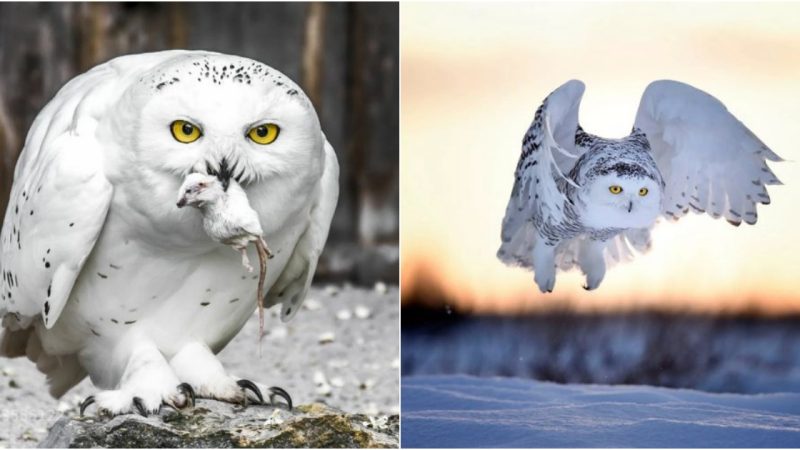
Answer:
(241, 383, 292, 410)
(579, 239, 607, 291)
(78, 335, 194, 417)
(170, 342, 292, 410)
(226, 380, 292, 409)
(534, 271, 556, 293)
(582, 273, 604, 291)
(78, 382, 194, 417)
(532, 241, 557, 293)
(235, 380, 292, 409)
(171, 378, 291, 410)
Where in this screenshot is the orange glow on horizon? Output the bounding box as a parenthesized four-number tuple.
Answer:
(401, 2, 800, 316)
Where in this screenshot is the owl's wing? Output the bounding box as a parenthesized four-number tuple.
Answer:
(264, 137, 339, 322)
(634, 80, 781, 225)
(0, 64, 118, 329)
(498, 80, 586, 267)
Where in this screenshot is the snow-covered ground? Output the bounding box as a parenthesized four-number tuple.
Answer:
(402, 375, 800, 448)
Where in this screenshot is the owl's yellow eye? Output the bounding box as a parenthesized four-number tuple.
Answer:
(170, 120, 202, 143)
(247, 123, 280, 145)
(639, 187, 649, 196)
(609, 185, 623, 194)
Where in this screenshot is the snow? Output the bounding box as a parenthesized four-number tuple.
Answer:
(402, 375, 800, 448)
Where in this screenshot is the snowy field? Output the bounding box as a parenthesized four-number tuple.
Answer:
(0, 284, 399, 448)
(402, 375, 800, 448)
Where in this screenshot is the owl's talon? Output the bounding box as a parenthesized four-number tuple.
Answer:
(268, 386, 293, 410)
(79, 395, 95, 416)
(237, 379, 264, 405)
(177, 382, 196, 407)
(132, 397, 148, 417)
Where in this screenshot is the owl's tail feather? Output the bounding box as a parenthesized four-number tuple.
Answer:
(0, 327, 86, 398)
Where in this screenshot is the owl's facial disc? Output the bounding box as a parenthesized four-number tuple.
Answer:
(124, 53, 324, 197)
(581, 174, 661, 229)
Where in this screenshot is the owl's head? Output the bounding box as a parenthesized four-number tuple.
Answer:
(580, 162, 663, 229)
(111, 51, 324, 196)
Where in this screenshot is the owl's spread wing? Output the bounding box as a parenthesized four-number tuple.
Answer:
(634, 80, 781, 226)
(0, 64, 118, 329)
(498, 80, 585, 267)
(264, 137, 339, 322)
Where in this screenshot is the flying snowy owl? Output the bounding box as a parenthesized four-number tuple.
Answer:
(0, 50, 339, 415)
(498, 80, 781, 293)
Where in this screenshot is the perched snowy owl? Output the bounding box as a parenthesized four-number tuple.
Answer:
(0, 50, 339, 415)
(498, 80, 781, 293)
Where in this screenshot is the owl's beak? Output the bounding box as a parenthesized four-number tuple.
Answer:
(205, 159, 232, 191)
(627, 201, 633, 213)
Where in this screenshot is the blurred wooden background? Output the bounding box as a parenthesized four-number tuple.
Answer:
(0, 2, 398, 283)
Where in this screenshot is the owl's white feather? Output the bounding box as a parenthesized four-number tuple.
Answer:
(0, 50, 338, 413)
(264, 138, 339, 322)
(0, 60, 126, 327)
(499, 79, 780, 293)
(634, 80, 781, 225)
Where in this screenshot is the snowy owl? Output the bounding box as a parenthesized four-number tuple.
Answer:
(0, 50, 339, 415)
(498, 80, 781, 293)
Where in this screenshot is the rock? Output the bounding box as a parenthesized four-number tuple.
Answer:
(354, 306, 371, 319)
(313, 371, 333, 397)
(302, 298, 323, 311)
(40, 401, 398, 448)
(359, 378, 376, 390)
(56, 402, 71, 413)
(19, 429, 37, 442)
(266, 326, 288, 340)
(318, 332, 335, 344)
(325, 285, 340, 297)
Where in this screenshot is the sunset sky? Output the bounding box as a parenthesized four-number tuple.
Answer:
(401, 2, 800, 315)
